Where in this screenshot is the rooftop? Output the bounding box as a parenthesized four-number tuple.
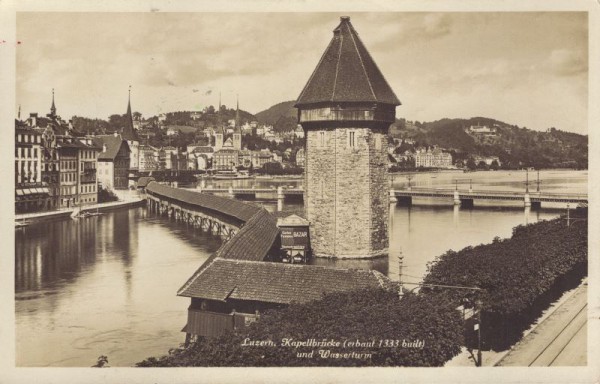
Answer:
(178, 258, 391, 304)
(295, 16, 400, 108)
(92, 134, 130, 161)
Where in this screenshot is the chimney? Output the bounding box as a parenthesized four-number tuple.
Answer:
(30, 113, 38, 127)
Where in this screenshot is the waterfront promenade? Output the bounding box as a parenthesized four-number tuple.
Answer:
(496, 280, 587, 366)
(15, 194, 145, 223)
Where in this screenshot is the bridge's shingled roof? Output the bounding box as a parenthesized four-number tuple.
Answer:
(146, 181, 262, 223)
(215, 209, 279, 261)
(177, 258, 391, 304)
(137, 176, 155, 188)
(295, 17, 400, 108)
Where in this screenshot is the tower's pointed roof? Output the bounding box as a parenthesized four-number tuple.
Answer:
(295, 17, 400, 107)
(50, 88, 57, 117)
(122, 86, 139, 142)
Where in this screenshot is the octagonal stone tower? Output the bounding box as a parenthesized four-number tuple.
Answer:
(295, 16, 401, 258)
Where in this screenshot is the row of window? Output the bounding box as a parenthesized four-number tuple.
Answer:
(80, 184, 96, 194)
(61, 172, 77, 183)
(15, 147, 39, 159)
(61, 160, 77, 170)
(61, 186, 77, 196)
(314, 130, 383, 149)
(17, 134, 41, 144)
(81, 150, 97, 160)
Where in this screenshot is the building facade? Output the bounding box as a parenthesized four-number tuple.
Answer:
(15, 124, 49, 213)
(213, 149, 239, 171)
(78, 138, 101, 205)
(296, 17, 400, 258)
(93, 134, 131, 190)
(415, 148, 453, 168)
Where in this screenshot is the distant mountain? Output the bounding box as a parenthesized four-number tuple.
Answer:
(255, 100, 587, 169)
(255, 101, 297, 132)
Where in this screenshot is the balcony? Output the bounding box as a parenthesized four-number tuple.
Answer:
(299, 106, 395, 123)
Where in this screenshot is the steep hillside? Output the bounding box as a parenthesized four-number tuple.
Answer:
(391, 117, 587, 169)
(255, 101, 297, 132)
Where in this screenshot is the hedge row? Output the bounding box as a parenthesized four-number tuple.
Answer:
(137, 289, 463, 367)
(421, 208, 587, 349)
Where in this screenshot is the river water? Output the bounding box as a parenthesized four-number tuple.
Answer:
(14, 170, 587, 366)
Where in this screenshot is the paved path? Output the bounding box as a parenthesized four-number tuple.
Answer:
(15, 197, 144, 221)
(496, 282, 587, 366)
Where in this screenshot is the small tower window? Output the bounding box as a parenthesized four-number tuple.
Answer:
(348, 130, 356, 148)
(318, 131, 326, 148)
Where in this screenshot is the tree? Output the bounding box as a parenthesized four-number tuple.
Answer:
(466, 158, 477, 170)
(490, 160, 499, 170)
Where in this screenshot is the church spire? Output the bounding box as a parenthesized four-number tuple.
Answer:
(121, 85, 139, 142)
(127, 85, 132, 116)
(50, 88, 57, 118)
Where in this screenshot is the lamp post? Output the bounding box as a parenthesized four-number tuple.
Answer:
(525, 168, 529, 193)
(536, 169, 541, 193)
(476, 299, 483, 367)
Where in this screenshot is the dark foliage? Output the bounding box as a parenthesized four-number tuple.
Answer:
(422, 208, 587, 350)
(137, 289, 463, 367)
(97, 187, 118, 203)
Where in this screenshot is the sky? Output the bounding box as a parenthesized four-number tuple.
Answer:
(16, 12, 588, 134)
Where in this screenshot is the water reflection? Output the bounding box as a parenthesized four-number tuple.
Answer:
(15, 208, 222, 367)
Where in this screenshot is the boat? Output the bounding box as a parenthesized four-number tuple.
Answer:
(213, 171, 254, 180)
(15, 219, 31, 229)
(71, 204, 103, 219)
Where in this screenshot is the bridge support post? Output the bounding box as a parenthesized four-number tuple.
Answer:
(228, 187, 234, 199)
(453, 191, 461, 206)
(524, 193, 531, 208)
(389, 190, 397, 203)
(277, 186, 284, 212)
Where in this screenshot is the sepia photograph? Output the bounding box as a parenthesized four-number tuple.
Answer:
(1, 1, 598, 383)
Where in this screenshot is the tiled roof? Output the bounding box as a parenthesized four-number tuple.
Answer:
(178, 259, 391, 304)
(92, 134, 130, 161)
(137, 176, 155, 188)
(295, 17, 400, 107)
(215, 209, 279, 261)
(145, 182, 262, 223)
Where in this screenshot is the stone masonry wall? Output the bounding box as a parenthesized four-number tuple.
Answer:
(333, 128, 372, 257)
(369, 132, 390, 255)
(305, 129, 336, 256)
(305, 127, 389, 258)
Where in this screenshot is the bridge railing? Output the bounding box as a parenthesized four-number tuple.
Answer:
(394, 187, 587, 199)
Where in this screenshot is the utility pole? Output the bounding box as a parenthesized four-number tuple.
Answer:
(397, 251, 404, 298)
(536, 169, 541, 192)
(525, 168, 529, 193)
(476, 299, 482, 367)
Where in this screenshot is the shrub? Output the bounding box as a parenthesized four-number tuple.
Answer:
(421, 209, 587, 349)
(137, 289, 463, 367)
